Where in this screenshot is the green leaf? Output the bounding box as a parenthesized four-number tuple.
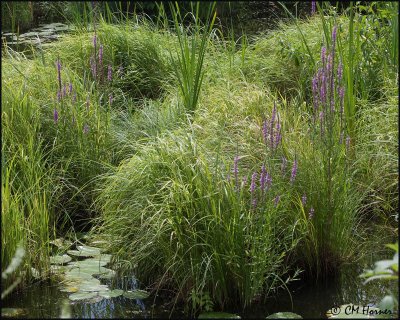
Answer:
(69, 292, 98, 301)
(378, 295, 395, 312)
(1, 308, 26, 317)
(266, 312, 303, 319)
(67, 245, 101, 257)
(198, 312, 241, 319)
(50, 254, 72, 265)
(99, 289, 124, 299)
(123, 289, 150, 300)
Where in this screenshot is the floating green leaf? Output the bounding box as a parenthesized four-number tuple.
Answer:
(64, 269, 94, 281)
(69, 292, 98, 301)
(198, 312, 241, 319)
(123, 289, 150, 300)
(266, 312, 303, 319)
(99, 289, 124, 299)
(67, 245, 101, 257)
(98, 269, 116, 279)
(50, 254, 72, 265)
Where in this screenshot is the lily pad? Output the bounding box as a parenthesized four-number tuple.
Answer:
(99, 289, 124, 299)
(64, 269, 94, 281)
(266, 312, 303, 319)
(98, 269, 116, 280)
(123, 289, 150, 300)
(50, 254, 72, 265)
(67, 246, 100, 257)
(69, 292, 97, 301)
(198, 312, 241, 319)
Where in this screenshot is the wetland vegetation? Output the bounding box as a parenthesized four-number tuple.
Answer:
(1, 1, 398, 318)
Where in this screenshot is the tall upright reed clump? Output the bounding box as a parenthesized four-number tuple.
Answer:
(2, 67, 54, 281)
(169, 1, 216, 113)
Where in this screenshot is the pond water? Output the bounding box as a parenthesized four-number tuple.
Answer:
(2, 256, 397, 319)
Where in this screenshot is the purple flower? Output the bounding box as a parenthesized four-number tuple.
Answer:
(83, 124, 89, 134)
(262, 119, 268, 144)
(312, 76, 319, 111)
(339, 86, 345, 115)
(98, 44, 103, 67)
(309, 207, 315, 219)
(321, 47, 326, 65)
(274, 195, 281, 207)
(57, 90, 61, 102)
(290, 159, 297, 184)
(260, 165, 267, 191)
(250, 172, 257, 193)
(107, 65, 112, 82)
(302, 193, 307, 206)
(311, 1, 316, 14)
(69, 83, 73, 94)
(56, 58, 62, 90)
(331, 26, 337, 49)
(53, 108, 59, 124)
(109, 94, 113, 105)
(62, 84, 67, 97)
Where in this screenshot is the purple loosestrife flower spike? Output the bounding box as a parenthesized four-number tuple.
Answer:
(107, 65, 112, 82)
(321, 47, 326, 66)
(57, 91, 61, 102)
(262, 119, 268, 144)
(312, 76, 318, 111)
(260, 165, 267, 191)
(53, 108, 59, 124)
(69, 83, 73, 94)
(99, 45, 103, 67)
(252, 198, 257, 209)
(250, 172, 257, 193)
(109, 94, 113, 105)
(274, 195, 280, 207)
(332, 26, 337, 49)
(290, 159, 297, 184)
(302, 193, 307, 206)
(309, 207, 315, 219)
(83, 124, 89, 134)
(319, 111, 324, 135)
(62, 84, 67, 97)
(311, 1, 316, 14)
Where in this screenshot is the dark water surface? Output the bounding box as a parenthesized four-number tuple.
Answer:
(3, 258, 397, 319)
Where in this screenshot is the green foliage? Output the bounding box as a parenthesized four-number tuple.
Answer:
(169, 1, 216, 113)
(1, 2, 33, 32)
